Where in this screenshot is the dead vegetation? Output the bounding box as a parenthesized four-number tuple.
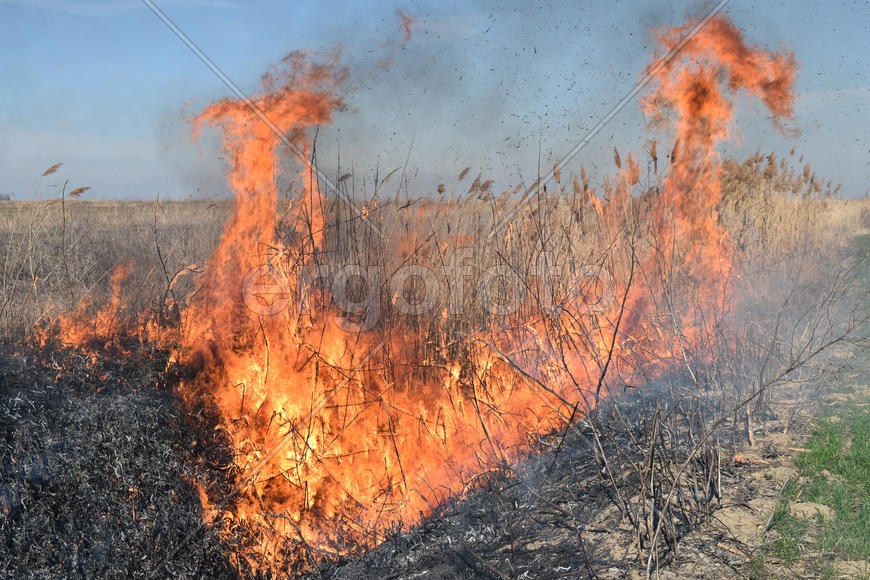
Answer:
(0, 198, 228, 338)
(1, 148, 867, 578)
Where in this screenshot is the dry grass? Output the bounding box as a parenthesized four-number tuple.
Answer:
(1, 152, 868, 577)
(2, 152, 865, 343)
(0, 199, 229, 338)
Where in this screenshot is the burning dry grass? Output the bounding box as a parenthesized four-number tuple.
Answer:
(1, 12, 869, 580)
(0, 199, 228, 338)
(1, 170, 866, 578)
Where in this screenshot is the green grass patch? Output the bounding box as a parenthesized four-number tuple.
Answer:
(851, 232, 870, 255)
(760, 479, 805, 565)
(791, 405, 870, 559)
(751, 405, 870, 578)
(747, 235, 870, 577)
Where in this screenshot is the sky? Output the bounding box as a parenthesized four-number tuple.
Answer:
(1, 0, 868, 200)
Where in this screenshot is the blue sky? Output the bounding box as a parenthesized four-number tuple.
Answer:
(1, 0, 868, 199)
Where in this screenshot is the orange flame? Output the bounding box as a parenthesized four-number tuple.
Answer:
(41, 13, 798, 574)
(398, 10, 417, 48)
(184, 49, 346, 357)
(37, 263, 133, 350)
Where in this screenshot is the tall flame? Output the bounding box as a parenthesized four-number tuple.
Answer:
(42, 13, 798, 574)
(186, 50, 346, 353)
(642, 15, 796, 280)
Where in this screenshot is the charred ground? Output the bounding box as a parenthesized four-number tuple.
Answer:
(0, 342, 238, 578)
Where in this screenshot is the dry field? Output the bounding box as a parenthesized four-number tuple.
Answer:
(3, 13, 870, 580)
(2, 150, 869, 578)
(2, 155, 866, 341)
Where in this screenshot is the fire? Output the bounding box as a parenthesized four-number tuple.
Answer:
(39, 12, 797, 574)
(36, 262, 133, 350)
(184, 49, 346, 354)
(641, 15, 797, 277)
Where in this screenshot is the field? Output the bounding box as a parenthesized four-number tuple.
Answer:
(3, 12, 870, 580)
(2, 149, 870, 578)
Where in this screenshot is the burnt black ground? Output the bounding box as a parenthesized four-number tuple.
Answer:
(0, 342, 236, 579)
(307, 427, 619, 580)
(0, 339, 819, 580)
(0, 339, 633, 579)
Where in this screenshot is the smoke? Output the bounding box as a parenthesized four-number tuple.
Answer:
(305, 1, 662, 194)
